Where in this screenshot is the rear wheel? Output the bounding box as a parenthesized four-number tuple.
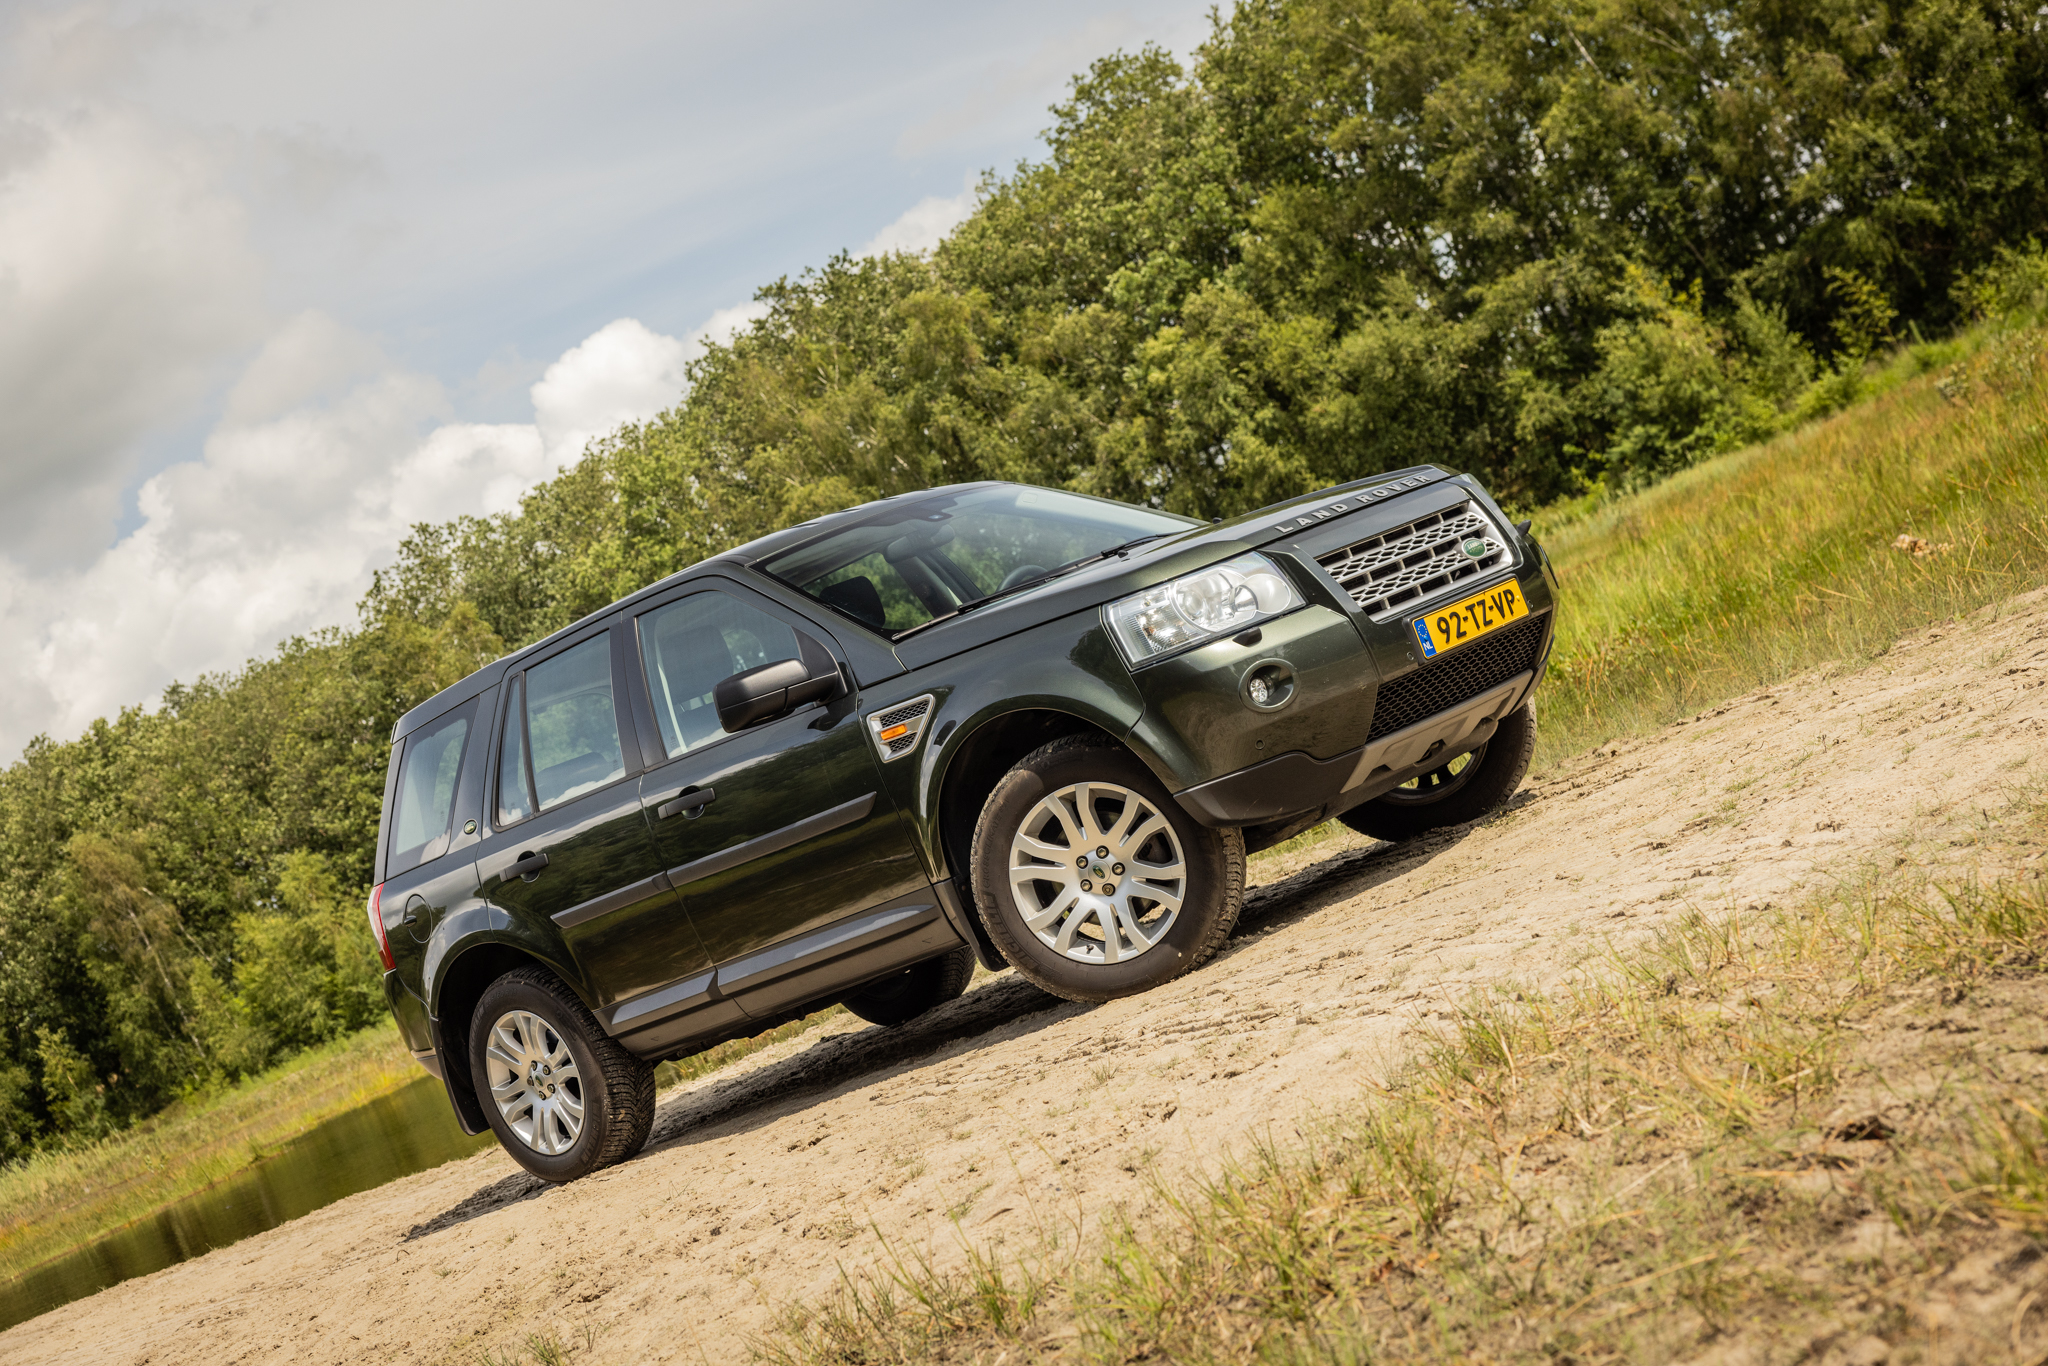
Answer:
(972, 736, 1243, 1003)
(840, 945, 974, 1026)
(468, 967, 654, 1183)
(1339, 702, 1536, 843)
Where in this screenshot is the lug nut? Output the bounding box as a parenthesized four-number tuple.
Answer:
(1102, 881, 1116, 894)
(1075, 855, 1088, 867)
(1112, 862, 1125, 874)
(1096, 846, 1109, 857)
(1080, 879, 1093, 892)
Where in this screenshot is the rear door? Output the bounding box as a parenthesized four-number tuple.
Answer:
(475, 620, 710, 1014)
(626, 581, 937, 1017)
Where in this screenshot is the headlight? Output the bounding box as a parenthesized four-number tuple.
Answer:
(1105, 553, 1306, 665)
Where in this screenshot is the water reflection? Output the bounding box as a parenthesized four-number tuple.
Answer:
(1, 1073, 496, 1332)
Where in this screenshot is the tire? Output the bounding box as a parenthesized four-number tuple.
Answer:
(840, 945, 974, 1026)
(1339, 702, 1536, 844)
(467, 967, 654, 1183)
(971, 735, 1244, 1003)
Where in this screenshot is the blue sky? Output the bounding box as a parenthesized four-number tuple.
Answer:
(0, 0, 1214, 755)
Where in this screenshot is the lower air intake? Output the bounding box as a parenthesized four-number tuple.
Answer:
(1367, 612, 1549, 742)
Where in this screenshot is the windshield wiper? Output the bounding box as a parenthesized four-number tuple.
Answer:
(889, 534, 1174, 641)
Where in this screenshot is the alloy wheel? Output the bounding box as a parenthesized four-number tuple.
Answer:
(1006, 780, 1187, 965)
(482, 1009, 585, 1155)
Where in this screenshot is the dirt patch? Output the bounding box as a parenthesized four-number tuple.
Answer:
(8, 589, 2048, 1366)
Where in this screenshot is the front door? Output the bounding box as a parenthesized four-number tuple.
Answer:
(475, 623, 708, 1013)
(628, 584, 930, 1014)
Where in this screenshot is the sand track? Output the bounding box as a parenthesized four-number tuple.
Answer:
(10, 588, 2048, 1365)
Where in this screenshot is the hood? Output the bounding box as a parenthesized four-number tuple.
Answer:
(876, 466, 1458, 669)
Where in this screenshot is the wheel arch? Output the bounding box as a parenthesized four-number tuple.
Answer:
(429, 939, 570, 1135)
(932, 707, 1124, 928)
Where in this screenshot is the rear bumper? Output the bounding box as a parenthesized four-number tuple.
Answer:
(1175, 668, 1536, 827)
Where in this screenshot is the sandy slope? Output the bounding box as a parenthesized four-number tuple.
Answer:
(9, 587, 2048, 1366)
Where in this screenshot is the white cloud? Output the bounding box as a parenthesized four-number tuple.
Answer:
(0, 106, 267, 568)
(531, 318, 692, 465)
(0, 307, 746, 756)
(859, 173, 979, 258)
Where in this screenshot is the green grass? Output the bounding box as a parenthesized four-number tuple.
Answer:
(1534, 321, 2048, 764)
(0, 1021, 422, 1283)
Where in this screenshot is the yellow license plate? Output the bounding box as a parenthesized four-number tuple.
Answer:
(1412, 581, 1528, 659)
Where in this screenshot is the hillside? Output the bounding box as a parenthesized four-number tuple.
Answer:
(8, 568, 2047, 1365)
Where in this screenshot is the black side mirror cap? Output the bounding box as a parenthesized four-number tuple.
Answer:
(713, 633, 847, 733)
(714, 658, 809, 732)
(1515, 518, 1533, 536)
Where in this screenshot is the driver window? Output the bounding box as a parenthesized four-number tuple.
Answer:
(638, 591, 801, 757)
(519, 633, 627, 810)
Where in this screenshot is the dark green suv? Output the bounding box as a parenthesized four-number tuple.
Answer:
(369, 469, 1555, 1179)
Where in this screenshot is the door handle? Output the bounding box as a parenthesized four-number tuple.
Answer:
(657, 787, 717, 820)
(506, 851, 550, 882)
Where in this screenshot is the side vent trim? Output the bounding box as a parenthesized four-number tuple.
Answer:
(866, 694, 935, 763)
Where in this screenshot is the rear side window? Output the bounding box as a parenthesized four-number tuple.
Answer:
(387, 703, 475, 875)
(496, 633, 627, 821)
(638, 591, 800, 757)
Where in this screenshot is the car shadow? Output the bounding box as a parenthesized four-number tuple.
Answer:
(402, 825, 1468, 1241)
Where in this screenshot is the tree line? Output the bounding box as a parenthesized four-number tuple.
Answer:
(2, 0, 2043, 1158)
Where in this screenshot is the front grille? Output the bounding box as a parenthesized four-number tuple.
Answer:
(1317, 501, 1512, 619)
(1366, 611, 1548, 742)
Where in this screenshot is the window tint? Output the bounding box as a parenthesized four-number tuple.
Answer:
(496, 674, 533, 826)
(388, 704, 473, 874)
(638, 591, 801, 757)
(525, 634, 626, 809)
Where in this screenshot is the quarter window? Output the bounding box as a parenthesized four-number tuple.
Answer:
(388, 704, 474, 874)
(638, 591, 801, 757)
(496, 675, 533, 826)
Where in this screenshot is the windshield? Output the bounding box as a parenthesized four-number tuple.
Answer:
(760, 485, 1199, 636)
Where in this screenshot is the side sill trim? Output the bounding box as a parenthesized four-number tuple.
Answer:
(663, 792, 877, 886)
(717, 898, 937, 996)
(551, 870, 674, 930)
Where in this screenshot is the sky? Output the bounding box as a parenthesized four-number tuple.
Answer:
(0, 0, 1216, 759)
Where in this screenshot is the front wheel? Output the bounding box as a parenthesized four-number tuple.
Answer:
(1338, 701, 1536, 843)
(971, 736, 1244, 1003)
(468, 967, 654, 1183)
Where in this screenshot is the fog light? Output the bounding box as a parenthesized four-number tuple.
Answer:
(1241, 660, 1296, 711)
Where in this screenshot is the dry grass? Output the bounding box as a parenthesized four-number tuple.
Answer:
(756, 843, 2048, 1365)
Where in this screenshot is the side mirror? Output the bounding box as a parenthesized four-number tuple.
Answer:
(714, 658, 842, 733)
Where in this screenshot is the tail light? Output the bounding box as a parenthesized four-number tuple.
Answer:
(366, 883, 395, 971)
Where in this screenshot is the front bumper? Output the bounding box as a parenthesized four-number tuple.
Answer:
(1176, 667, 1535, 827)
(1130, 476, 1556, 832)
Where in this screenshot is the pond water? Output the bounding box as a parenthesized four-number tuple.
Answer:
(0, 1073, 498, 1332)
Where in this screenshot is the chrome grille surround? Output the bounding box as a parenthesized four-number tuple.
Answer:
(1315, 500, 1513, 620)
(866, 695, 935, 762)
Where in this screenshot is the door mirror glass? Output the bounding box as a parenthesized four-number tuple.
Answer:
(524, 633, 626, 810)
(637, 591, 805, 756)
